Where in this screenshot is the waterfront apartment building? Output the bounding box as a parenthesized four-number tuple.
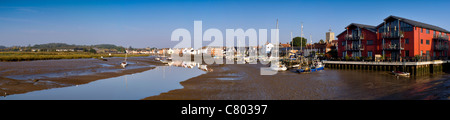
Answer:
(337, 15, 450, 61)
(337, 23, 378, 59)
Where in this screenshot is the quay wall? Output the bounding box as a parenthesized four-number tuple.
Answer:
(323, 61, 450, 76)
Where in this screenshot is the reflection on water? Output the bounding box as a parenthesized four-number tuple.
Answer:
(1, 66, 206, 100)
(167, 60, 213, 72)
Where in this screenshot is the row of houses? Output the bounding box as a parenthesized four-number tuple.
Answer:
(337, 15, 450, 61)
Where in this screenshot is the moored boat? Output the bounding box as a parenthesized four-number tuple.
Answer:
(270, 62, 287, 71)
(391, 71, 410, 77)
(120, 61, 127, 68)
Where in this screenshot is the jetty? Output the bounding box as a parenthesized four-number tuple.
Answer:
(323, 60, 450, 76)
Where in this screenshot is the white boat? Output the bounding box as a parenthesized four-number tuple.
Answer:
(315, 61, 324, 71)
(121, 61, 127, 68)
(270, 62, 287, 71)
(392, 71, 410, 77)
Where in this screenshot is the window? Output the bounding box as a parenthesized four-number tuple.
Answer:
(368, 51, 373, 57)
(426, 29, 430, 34)
(434, 31, 436, 36)
(433, 52, 436, 57)
(367, 40, 374, 45)
(420, 51, 423, 56)
(405, 38, 409, 44)
(342, 52, 347, 57)
(426, 51, 430, 57)
(342, 41, 346, 46)
(421, 39, 423, 44)
(405, 50, 409, 57)
(426, 40, 430, 45)
(421, 28, 423, 33)
(352, 51, 360, 57)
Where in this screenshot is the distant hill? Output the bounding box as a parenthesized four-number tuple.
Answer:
(30, 43, 126, 52)
(93, 44, 120, 49)
(0, 43, 143, 53)
(32, 43, 80, 49)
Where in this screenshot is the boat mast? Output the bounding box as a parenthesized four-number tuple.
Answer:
(276, 19, 278, 58)
(301, 22, 303, 54)
(289, 32, 294, 56)
(290, 32, 293, 55)
(125, 49, 128, 62)
(310, 34, 312, 56)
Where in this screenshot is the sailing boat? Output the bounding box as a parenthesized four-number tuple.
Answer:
(269, 19, 287, 71)
(121, 50, 128, 68)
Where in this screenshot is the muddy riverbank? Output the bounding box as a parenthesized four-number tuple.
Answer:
(0, 56, 162, 96)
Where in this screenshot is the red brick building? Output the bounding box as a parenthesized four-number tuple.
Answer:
(337, 15, 450, 61)
(378, 16, 449, 61)
(337, 23, 378, 59)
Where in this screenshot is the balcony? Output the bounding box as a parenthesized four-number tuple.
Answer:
(345, 34, 364, 41)
(345, 44, 364, 51)
(433, 34, 449, 41)
(382, 43, 405, 50)
(381, 32, 404, 39)
(434, 45, 449, 51)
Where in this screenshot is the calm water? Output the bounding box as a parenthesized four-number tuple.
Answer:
(1, 66, 206, 100)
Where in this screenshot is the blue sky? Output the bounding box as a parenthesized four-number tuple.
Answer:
(0, 0, 449, 48)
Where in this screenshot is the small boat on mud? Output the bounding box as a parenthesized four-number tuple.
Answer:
(100, 56, 108, 61)
(270, 62, 287, 71)
(121, 61, 127, 68)
(391, 71, 410, 77)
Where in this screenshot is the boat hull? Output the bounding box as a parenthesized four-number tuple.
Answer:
(297, 66, 324, 73)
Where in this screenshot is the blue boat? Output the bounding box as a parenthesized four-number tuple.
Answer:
(296, 62, 324, 73)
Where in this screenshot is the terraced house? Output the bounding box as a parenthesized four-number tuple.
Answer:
(337, 15, 450, 61)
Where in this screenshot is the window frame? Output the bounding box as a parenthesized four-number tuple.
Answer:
(367, 40, 374, 45)
(368, 51, 373, 57)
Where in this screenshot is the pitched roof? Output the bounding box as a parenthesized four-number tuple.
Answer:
(280, 44, 291, 48)
(337, 23, 377, 37)
(346, 23, 377, 33)
(378, 15, 450, 33)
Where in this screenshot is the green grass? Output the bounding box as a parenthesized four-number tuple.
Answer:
(0, 52, 149, 61)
